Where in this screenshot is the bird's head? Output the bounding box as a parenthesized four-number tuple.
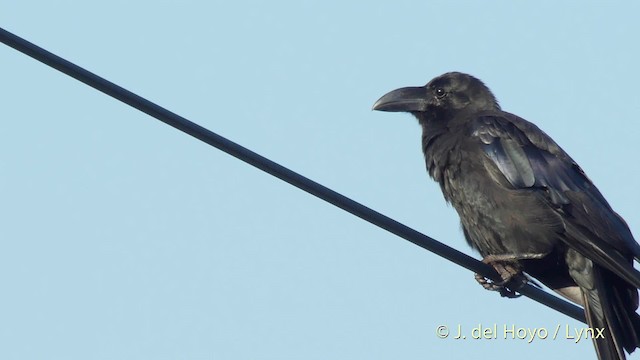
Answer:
(372, 72, 500, 123)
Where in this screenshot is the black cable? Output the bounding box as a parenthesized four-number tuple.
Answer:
(0, 27, 586, 323)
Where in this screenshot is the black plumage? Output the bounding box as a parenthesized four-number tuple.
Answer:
(373, 72, 640, 360)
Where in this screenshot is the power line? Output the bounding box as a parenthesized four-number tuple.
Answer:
(0, 27, 585, 323)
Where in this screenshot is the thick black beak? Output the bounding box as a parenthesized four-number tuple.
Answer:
(372, 86, 427, 112)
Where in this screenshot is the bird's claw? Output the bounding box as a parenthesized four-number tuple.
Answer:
(474, 256, 527, 299)
(474, 273, 522, 298)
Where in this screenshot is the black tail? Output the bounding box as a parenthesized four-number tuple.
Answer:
(582, 266, 640, 360)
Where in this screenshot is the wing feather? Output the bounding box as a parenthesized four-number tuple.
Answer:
(470, 113, 640, 286)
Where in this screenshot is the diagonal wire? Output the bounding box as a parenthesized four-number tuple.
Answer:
(0, 26, 585, 323)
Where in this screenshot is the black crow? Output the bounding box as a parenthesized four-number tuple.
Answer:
(373, 72, 640, 360)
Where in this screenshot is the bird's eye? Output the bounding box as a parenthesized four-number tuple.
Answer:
(435, 87, 446, 98)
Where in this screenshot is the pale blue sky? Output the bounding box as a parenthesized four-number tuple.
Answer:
(2, 1, 640, 359)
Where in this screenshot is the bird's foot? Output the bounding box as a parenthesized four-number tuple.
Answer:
(475, 255, 527, 299)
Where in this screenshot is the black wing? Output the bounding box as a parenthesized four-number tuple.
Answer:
(470, 113, 640, 287)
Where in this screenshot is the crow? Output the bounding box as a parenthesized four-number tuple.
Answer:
(373, 72, 640, 360)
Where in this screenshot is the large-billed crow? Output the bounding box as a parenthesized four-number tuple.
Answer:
(373, 72, 640, 360)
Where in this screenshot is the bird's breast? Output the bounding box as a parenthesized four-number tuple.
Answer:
(425, 135, 560, 257)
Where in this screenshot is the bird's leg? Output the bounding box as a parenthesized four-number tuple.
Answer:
(474, 254, 530, 299)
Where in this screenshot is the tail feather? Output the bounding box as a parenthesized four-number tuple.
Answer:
(603, 269, 640, 353)
(582, 266, 640, 360)
(582, 288, 624, 360)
